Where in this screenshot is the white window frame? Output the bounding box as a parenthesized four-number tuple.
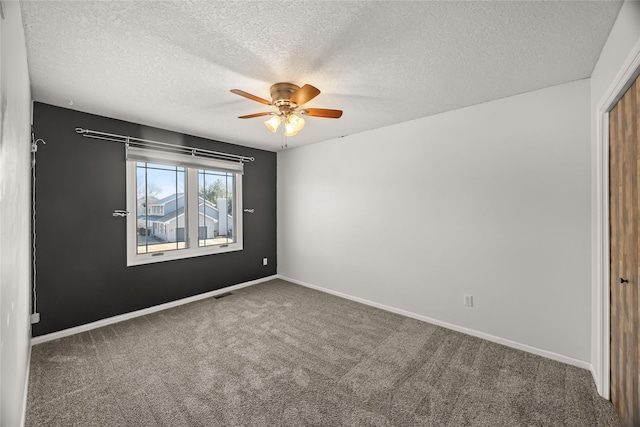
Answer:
(125, 148, 243, 266)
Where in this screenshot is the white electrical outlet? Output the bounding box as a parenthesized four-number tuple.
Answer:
(30, 313, 40, 324)
(263, 257, 268, 266)
(463, 294, 473, 307)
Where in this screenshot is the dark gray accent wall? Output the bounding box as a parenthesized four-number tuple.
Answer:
(32, 103, 277, 336)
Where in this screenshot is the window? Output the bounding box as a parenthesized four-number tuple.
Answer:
(198, 169, 236, 247)
(126, 147, 243, 266)
(136, 163, 186, 255)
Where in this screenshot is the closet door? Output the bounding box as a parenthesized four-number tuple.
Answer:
(609, 75, 640, 427)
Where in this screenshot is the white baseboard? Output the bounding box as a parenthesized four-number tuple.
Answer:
(590, 364, 599, 392)
(279, 275, 593, 372)
(21, 337, 32, 427)
(31, 275, 278, 345)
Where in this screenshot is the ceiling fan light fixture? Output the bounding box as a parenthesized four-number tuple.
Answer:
(284, 120, 297, 137)
(288, 113, 305, 132)
(265, 115, 281, 133)
(284, 113, 304, 136)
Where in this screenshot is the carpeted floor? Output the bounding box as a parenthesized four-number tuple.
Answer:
(26, 279, 621, 426)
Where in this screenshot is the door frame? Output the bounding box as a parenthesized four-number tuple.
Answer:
(594, 37, 640, 399)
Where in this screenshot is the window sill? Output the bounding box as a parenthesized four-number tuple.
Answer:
(126, 241, 243, 266)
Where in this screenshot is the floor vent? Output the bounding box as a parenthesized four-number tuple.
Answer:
(214, 292, 233, 299)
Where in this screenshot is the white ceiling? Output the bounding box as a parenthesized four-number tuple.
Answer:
(20, 1, 622, 152)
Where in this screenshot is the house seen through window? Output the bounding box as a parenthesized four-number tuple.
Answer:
(126, 148, 243, 266)
(136, 163, 186, 254)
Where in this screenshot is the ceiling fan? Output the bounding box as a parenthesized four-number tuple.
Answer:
(230, 83, 343, 137)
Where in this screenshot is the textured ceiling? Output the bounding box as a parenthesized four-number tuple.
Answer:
(21, 1, 622, 152)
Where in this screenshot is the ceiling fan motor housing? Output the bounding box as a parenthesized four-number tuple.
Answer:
(270, 83, 300, 110)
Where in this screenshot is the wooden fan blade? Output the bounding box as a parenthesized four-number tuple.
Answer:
(300, 108, 343, 118)
(238, 112, 271, 119)
(230, 89, 272, 105)
(290, 84, 320, 106)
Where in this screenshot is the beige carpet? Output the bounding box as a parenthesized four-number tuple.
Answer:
(26, 279, 620, 426)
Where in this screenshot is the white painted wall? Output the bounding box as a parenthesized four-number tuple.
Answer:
(279, 79, 591, 363)
(0, 2, 33, 425)
(589, 0, 640, 395)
